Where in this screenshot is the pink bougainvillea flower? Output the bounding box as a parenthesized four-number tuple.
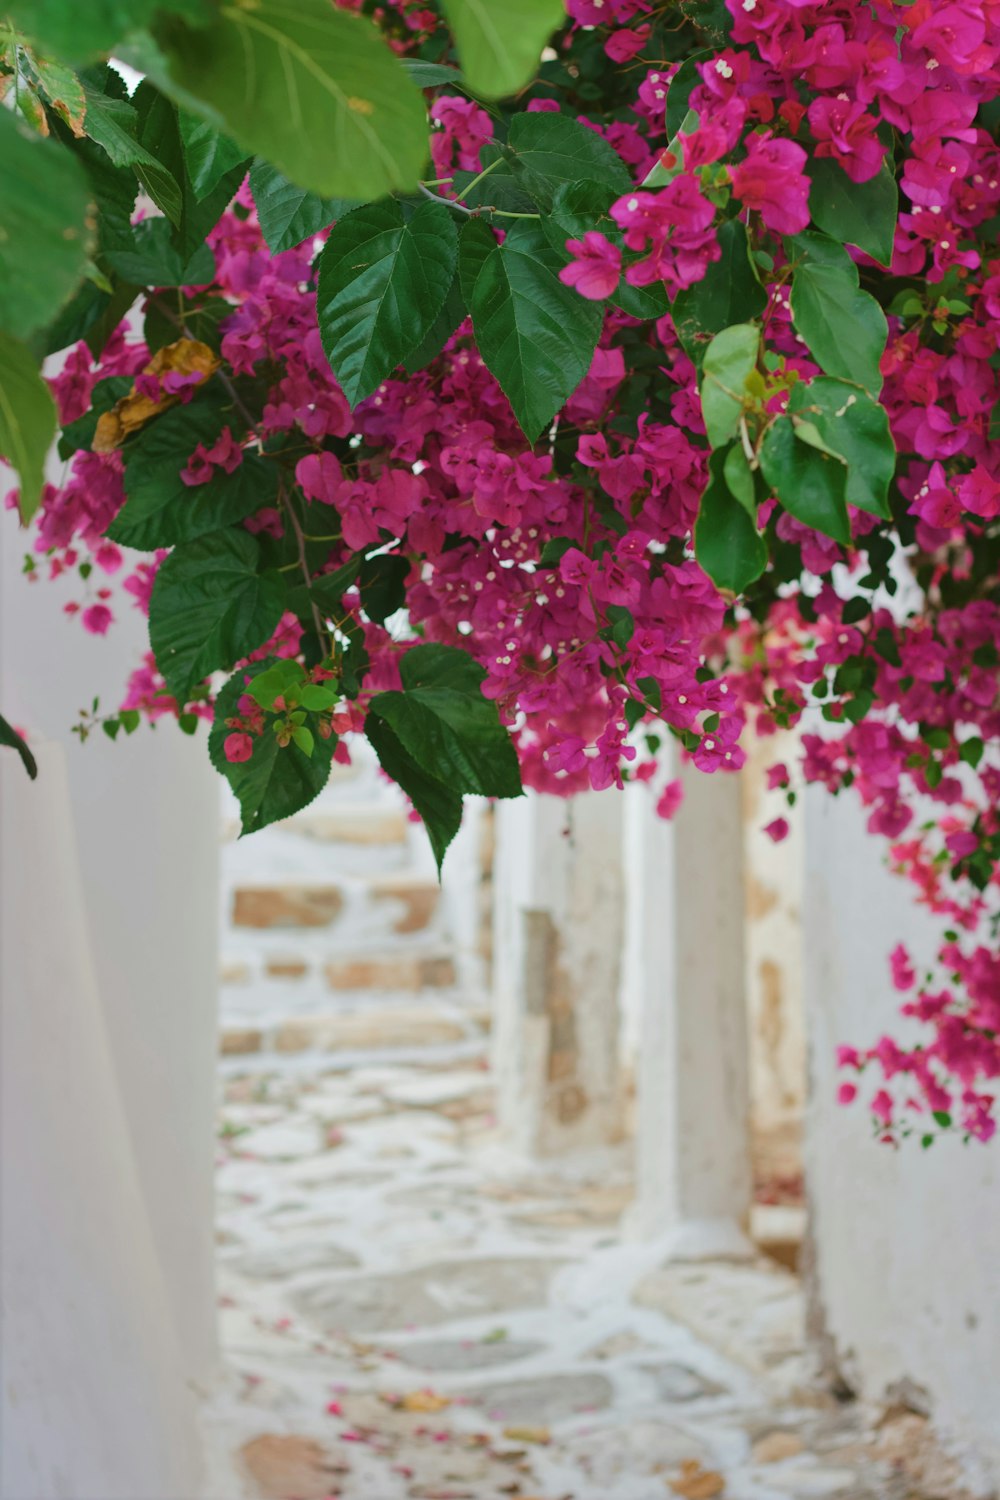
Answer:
(82, 603, 113, 635)
(729, 132, 811, 235)
(890, 944, 917, 992)
(559, 232, 622, 300)
(224, 732, 254, 763)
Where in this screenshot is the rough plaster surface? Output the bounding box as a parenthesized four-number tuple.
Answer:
(804, 786, 1000, 1490)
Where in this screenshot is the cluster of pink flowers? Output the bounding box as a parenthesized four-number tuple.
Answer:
(10, 0, 1000, 1141)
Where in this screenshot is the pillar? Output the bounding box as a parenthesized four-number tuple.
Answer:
(1, 746, 205, 1500)
(626, 752, 753, 1257)
(492, 788, 625, 1156)
(1, 432, 220, 1396)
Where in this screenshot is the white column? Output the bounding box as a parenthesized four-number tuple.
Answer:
(1, 474, 220, 1387)
(803, 786, 1000, 1474)
(1, 745, 205, 1500)
(493, 788, 625, 1156)
(626, 753, 753, 1257)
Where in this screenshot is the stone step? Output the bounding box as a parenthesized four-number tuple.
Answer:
(232, 883, 345, 930)
(324, 951, 456, 993)
(229, 874, 441, 938)
(280, 802, 410, 846)
(220, 1002, 487, 1059)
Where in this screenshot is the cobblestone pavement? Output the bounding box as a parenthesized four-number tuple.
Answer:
(202, 1037, 956, 1500)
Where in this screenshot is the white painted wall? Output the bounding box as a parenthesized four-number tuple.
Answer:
(1, 491, 220, 1387)
(1, 745, 205, 1500)
(803, 785, 1000, 1490)
(1, 454, 220, 1493)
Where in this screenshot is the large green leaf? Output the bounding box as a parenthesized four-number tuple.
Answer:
(109, 402, 279, 550)
(506, 111, 632, 206)
(153, 0, 430, 199)
(317, 199, 458, 405)
(366, 714, 463, 874)
(368, 643, 522, 799)
(759, 414, 851, 545)
(788, 232, 887, 395)
(459, 218, 603, 441)
(106, 217, 215, 287)
(0, 108, 93, 340)
(149, 529, 287, 701)
(787, 378, 895, 518)
(699, 323, 760, 448)
(807, 158, 898, 269)
(694, 447, 767, 595)
(0, 335, 57, 525)
(178, 113, 249, 200)
(133, 83, 247, 263)
(439, 0, 565, 99)
(249, 159, 353, 253)
(210, 660, 334, 835)
(81, 78, 184, 227)
(5, 0, 209, 62)
(402, 274, 468, 375)
(671, 220, 766, 365)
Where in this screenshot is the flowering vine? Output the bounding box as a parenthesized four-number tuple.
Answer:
(3, 0, 1000, 1143)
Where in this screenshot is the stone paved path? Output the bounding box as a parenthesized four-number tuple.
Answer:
(201, 1033, 948, 1500)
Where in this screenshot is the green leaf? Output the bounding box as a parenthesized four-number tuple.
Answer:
(665, 51, 712, 139)
(359, 552, 410, 624)
(453, 146, 538, 214)
(81, 79, 184, 227)
(671, 220, 766, 366)
(641, 107, 698, 189)
(366, 713, 463, 873)
(0, 712, 38, 780)
(249, 159, 353, 253)
(402, 274, 468, 375)
(722, 442, 757, 515)
(959, 737, 984, 768)
(0, 335, 57, 525)
(439, 0, 565, 99)
(0, 108, 93, 340)
(699, 323, 760, 448)
(144, 293, 232, 355)
(109, 402, 279, 551)
(788, 231, 888, 395)
(132, 83, 247, 262)
(759, 415, 851, 545)
(178, 113, 249, 200)
(695, 447, 767, 594)
(149, 529, 287, 701)
(106, 217, 215, 287)
(367, 643, 522, 799)
(787, 378, 895, 518)
(317, 198, 458, 405)
(209, 660, 334, 835)
(808, 158, 898, 268)
(402, 59, 464, 89)
(152, 0, 430, 199)
(459, 218, 603, 441)
(505, 111, 632, 206)
(5, 0, 210, 62)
